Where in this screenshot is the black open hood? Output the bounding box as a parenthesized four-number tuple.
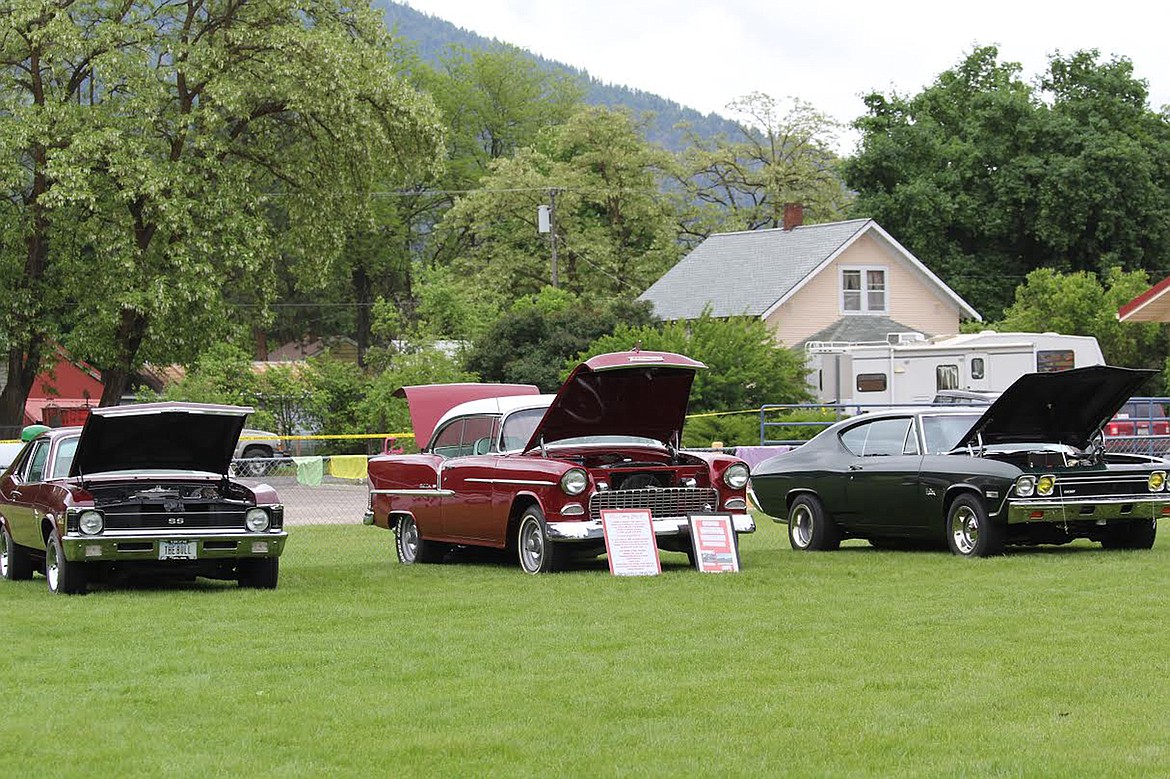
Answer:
(960, 365, 1155, 450)
(69, 402, 252, 477)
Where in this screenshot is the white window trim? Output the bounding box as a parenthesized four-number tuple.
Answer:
(840, 265, 889, 315)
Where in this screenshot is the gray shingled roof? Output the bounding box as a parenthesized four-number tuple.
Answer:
(638, 219, 873, 319)
(797, 316, 926, 348)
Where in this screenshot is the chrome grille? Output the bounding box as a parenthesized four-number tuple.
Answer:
(589, 488, 718, 521)
(1054, 473, 1157, 500)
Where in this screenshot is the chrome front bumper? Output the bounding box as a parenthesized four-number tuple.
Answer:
(62, 528, 288, 562)
(546, 514, 755, 542)
(1004, 496, 1170, 524)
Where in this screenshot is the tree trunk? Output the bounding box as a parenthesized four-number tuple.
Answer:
(99, 307, 149, 407)
(0, 344, 44, 430)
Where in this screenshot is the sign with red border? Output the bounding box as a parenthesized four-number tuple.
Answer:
(688, 515, 740, 573)
(601, 509, 661, 576)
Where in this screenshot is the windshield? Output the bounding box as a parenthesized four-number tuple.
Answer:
(921, 413, 982, 454)
(500, 408, 662, 451)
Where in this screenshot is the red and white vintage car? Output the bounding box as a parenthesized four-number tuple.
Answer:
(364, 350, 755, 573)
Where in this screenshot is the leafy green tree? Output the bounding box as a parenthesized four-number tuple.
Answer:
(675, 92, 850, 240)
(0, 0, 446, 422)
(994, 267, 1168, 379)
(441, 106, 680, 305)
(578, 312, 812, 414)
(464, 288, 657, 389)
(844, 46, 1170, 320)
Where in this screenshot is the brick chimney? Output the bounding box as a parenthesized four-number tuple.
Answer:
(782, 202, 804, 231)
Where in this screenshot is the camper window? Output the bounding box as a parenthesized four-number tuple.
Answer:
(936, 364, 959, 391)
(970, 358, 985, 380)
(1037, 350, 1075, 372)
(857, 373, 888, 392)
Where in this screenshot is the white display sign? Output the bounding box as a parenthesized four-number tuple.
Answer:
(601, 509, 661, 576)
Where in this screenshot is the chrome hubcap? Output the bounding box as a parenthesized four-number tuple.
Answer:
(399, 519, 419, 562)
(951, 506, 979, 555)
(520, 519, 544, 572)
(790, 505, 813, 548)
(0, 529, 9, 577)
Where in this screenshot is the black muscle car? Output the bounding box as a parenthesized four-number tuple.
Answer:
(751, 366, 1166, 557)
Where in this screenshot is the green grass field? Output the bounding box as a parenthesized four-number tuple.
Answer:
(4, 518, 1169, 777)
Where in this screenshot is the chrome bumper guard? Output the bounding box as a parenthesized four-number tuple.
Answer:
(546, 514, 755, 542)
(62, 528, 288, 562)
(1005, 496, 1170, 524)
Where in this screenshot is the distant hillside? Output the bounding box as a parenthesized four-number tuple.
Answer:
(371, 1, 743, 151)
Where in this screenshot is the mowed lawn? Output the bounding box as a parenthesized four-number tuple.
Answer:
(4, 518, 1170, 778)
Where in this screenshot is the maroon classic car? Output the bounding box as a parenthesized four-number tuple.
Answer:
(364, 350, 755, 573)
(0, 403, 287, 594)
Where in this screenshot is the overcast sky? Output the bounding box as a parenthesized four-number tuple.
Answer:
(399, 0, 1170, 154)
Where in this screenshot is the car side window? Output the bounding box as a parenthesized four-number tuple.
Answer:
(430, 420, 465, 459)
(839, 418, 914, 457)
(461, 415, 497, 457)
(24, 440, 50, 482)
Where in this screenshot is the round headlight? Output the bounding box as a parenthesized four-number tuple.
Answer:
(1149, 471, 1166, 492)
(559, 468, 588, 496)
(1015, 476, 1036, 497)
(724, 463, 750, 490)
(78, 510, 104, 535)
(245, 508, 271, 532)
(1037, 475, 1056, 497)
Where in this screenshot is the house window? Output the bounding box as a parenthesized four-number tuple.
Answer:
(936, 364, 959, 391)
(841, 268, 887, 313)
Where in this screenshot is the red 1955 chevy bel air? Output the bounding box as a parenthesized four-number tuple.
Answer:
(364, 350, 755, 573)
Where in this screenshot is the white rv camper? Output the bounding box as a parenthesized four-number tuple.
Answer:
(805, 331, 1105, 407)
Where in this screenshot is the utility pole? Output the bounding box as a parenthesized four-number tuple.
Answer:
(538, 189, 559, 287)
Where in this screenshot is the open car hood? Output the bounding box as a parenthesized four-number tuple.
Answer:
(69, 402, 252, 477)
(524, 350, 706, 451)
(959, 365, 1156, 450)
(395, 383, 540, 449)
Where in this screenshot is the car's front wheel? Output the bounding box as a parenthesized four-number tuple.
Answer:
(394, 515, 446, 564)
(517, 507, 563, 574)
(46, 528, 87, 595)
(946, 494, 1003, 557)
(787, 494, 841, 551)
(1, 522, 35, 581)
(238, 557, 279, 589)
(1101, 519, 1157, 550)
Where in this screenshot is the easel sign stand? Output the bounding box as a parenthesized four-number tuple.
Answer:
(688, 515, 741, 573)
(601, 509, 661, 576)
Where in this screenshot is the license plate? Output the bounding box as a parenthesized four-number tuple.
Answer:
(159, 541, 197, 560)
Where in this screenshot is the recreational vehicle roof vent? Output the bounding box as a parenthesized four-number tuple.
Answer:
(887, 332, 927, 345)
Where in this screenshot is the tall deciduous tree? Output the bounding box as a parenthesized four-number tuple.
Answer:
(440, 106, 680, 307)
(0, 0, 445, 419)
(844, 46, 1170, 319)
(675, 92, 849, 241)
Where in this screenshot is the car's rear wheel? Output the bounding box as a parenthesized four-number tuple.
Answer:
(238, 557, 279, 589)
(946, 494, 1003, 557)
(1101, 519, 1157, 550)
(787, 494, 841, 551)
(1, 522, 34, 581)
(518, 507, 563, 574)
(238, 446, 272, 477)
(395, 515, 446, 564)
(46, 528, 87, 595)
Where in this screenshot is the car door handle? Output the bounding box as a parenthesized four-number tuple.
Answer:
(848, 465, 863, 471)
(9, 490, 20, 499)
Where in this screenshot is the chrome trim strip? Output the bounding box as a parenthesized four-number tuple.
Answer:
(370, 489, 455, 496)
(546, 514, 755, 542)
(65, 528, 288, 539)
(1006, 496, 1170, 524)
(464, 478, 556, 487)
